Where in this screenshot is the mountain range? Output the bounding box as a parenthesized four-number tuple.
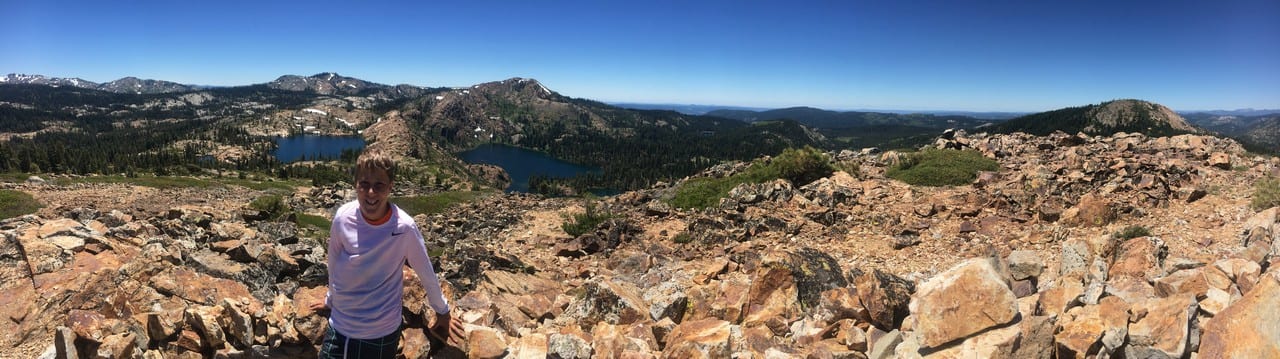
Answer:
(2, 72, 1278, 195)
(1, 73, 199, 94)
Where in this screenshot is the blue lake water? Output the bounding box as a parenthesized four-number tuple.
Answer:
(273, 135, 365, 163)
(458, 144, 601, 193)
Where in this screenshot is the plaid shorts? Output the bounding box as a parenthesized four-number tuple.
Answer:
(320, 325, 401, 359)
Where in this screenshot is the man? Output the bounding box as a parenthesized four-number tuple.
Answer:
(311, 149, 464, 358)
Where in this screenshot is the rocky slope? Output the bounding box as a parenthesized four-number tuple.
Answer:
(4, 131, 1280, 358)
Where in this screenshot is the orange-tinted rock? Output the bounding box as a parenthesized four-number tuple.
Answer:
(910, 257, 1018, 349)
(1037, 277, 1084, 316)
(1107, 236, 1167, 281)
(1124, 295, 1197, 359)
(1199, 272, 1280, 358)
(508, 332, 549, 359)
(855, 269, 913, 331)
(661, 319, 731, 358)
(742, 265, 801, 334)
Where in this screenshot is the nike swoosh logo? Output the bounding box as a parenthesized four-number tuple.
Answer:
(391, 232, 405, 236)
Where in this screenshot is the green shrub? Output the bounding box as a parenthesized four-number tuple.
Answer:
(1252, 176, 1280, 211)
(0, 190, 43, 219)
(397, 191, 489, 216)
(562, 202, 617, 237)
(668, 146, 834, 210)
(249, 195, 290, 220)
(295, 213, 331, 231)
(886, 148, 999, 186)
(672, 233, 693, 244)
(1113, 225, 1151, 240)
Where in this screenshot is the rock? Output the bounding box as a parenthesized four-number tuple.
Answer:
(66, 309, 107, 342)
(660, 319, 732, 358)
(866, 329, 902, 359)
(1053, 296, 1130, 358)
(220, 298, 254, 349)
(1215, 258, 1262, 294)
(643, 281, 688, 323)
(148, 267, 254, 306)
(1037, 277, 1084, 316)
(855, 269, 914, 331)
(1006, 250, 1043, 281)
(508, 332, 549, 359)
(96, 333, 141, 359)
(1125, 295, 1197, 359)
(173, 329, 203, 353)
(562, 279, 649, 330)
(920, 324, 1020, 359)
(1108, 236, 1168, 281)
(185, 306, 226, 350)
(1104, 275, 1157, 304)
(685, 272, 750, 323)
(1199, 272, 1280, 358)
(1153, 267, 1211, 299)
(1061, 194, 1116, 227)
(54, 326, 78, 359)
(1058, 238, 1091, 279)
(45, 235, 85, 252)
(146, 312, 178, 343)
(910, 257, 1018, 349)
(464, 326, 509, 359)
(815, 287, 869, 324)
(548, 330, 593, 359)
(1208, 151, 1232, 169)
(742, 264, 802, 334)
(1011, 316, 1056, 359)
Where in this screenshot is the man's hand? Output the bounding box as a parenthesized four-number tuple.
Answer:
(308, 301, 329, 315)
(428, 311, 465, 345)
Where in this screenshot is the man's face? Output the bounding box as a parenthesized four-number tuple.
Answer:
(355, 167, 393, 218)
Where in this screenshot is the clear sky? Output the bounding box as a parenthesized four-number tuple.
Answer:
(2, 0, 1277, 112)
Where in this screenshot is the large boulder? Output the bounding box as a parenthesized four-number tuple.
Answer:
(1199, 271, 1280, 358)
(562, 278, 649, 330)
(856, 269, 914, 331)
(910, 257, 1018, 349)
(1124, 295, 1198, 359)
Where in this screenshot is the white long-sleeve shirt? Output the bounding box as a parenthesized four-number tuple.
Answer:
(325, 201, 450, 339)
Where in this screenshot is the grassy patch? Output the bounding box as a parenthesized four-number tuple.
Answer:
(886, 148, 999, 186)
(673, 232, 693, 244)
(0, 172, 33, 183)
(1113, 225, 1151, 240)
(668, 146, 834, 210)
(1252, 176, 1280, 211)
(295, 212, 332, 240)
(0, 190, 43, 219)
(249, 194, 290, 220)
(562, 203, 618, 237)
(396, 191, 490, 216)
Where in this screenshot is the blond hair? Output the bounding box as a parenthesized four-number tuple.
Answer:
(354, 149, 397, 183)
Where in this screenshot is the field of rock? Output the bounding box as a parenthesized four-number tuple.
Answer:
(3, 130, 1279, 358)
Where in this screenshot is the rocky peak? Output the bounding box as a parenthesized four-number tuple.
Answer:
(471, 77, 559, 101)
(97, 76, 197, 94)
(267, 72, 405, 96)
(1087, 99, 1198, 134)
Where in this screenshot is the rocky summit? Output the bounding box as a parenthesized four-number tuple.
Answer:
(3, 129, 1280, 358)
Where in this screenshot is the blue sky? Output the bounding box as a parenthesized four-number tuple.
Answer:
(2, 0, 1277, 112)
